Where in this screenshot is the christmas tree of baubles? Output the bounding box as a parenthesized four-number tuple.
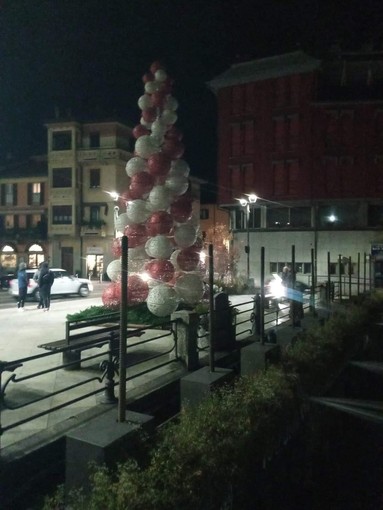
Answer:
(102, 61, 204, 317)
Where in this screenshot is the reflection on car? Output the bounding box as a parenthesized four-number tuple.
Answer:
(9, 268, 93, 301)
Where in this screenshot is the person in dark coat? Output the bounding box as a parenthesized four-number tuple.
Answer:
(17, 262, 28, 311)
(33, 262, 44, 309)
(38, 262, 54, 311)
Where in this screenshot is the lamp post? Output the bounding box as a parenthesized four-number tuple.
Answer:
(238, 194, 258, 284)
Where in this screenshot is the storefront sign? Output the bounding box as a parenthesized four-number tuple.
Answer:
(86, 246, 103, 255)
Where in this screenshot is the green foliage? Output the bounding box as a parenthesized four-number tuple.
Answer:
(66, 303, 169, 327)
(44, 293, 383, 509)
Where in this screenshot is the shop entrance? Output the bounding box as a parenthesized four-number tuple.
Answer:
(86, 254, 103, 281)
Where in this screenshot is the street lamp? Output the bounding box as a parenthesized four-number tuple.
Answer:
(238, 193, 258, 284)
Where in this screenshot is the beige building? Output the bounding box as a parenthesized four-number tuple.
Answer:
(0, 118, 134, 278)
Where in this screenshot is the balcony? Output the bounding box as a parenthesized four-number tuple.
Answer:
(80, 220, 107, 237)
(0, 226, 48, 241)
(77, 147, 131, 163)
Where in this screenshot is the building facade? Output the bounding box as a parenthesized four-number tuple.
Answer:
(208, 50, 383, 288)
(0, 118, 133, 277)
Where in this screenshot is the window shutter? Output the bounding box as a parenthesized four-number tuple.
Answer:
(27, 183, 32, 205)
(40, 183, 45, 205)
(13, 184, 17, 205)
(0, 184, 5, 206)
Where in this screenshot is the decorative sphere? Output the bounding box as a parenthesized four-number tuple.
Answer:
(148, 185, 171, 211)
(142, 72, 154, 83)
(162, 138, 184, 160)
(147, 153, 171, 177)
(151, 91, 167, 108)
(128, 246, 147, 273)
(142, 107, 157, 123)
(174, 223, 197, 248)
(106, 259, 121, 282)
(170, 249, 181, 270)
(170, 159, 190, 177)
(126, 199, 150, 224)
(154, 69, 167, 82)
(112, 237, 122, 257)
(177, 247, 200, 272)
(115, 213, 131, 234)
(151, 119, 167, 138)
(146, 211, 173, 236)
(150, 61, 163, 74)
(165, 174, 189, 196)
(146, 259, 175, 283)
(166, 126, 183, 141)
(145, 235, 173, 259)
(102, 282, 121, 309)
(146, 284, 179, 317)
(124, 224, 148, 248)
(138, 94, 152, 110)
(144, 80, 163, 94)
(129, 171, 154, 198)
(164, 95, 178, 111)
(174, 273, 204, 305)
(132, 124, 150, 139)
(135, 135, 160, 159)
(170, 196, 193, 223)
(128, 275, 149, 305)
(126, 157, 147, 177)
(161, 109, 177, 125)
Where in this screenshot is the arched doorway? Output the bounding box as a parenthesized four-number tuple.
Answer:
(28, 244, 45, 268)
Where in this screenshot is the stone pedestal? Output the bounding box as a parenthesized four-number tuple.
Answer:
(65, 409, 153, 494)
(180, 366, 235, 408)
(240, 342, 281, 376)
(171, 310, 200, 371)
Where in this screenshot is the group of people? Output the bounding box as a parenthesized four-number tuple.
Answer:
(17, 261, 54, 311)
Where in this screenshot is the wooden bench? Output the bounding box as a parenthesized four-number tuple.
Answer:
(38, 314, 144, 369)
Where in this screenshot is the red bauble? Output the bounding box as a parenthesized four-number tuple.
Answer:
(142, 72, 154, 83)
(146, 211, 173, 236)
(124, 224, 148, 248)
(133, 124, 150, 139)
(165, 126, 183, 141)
(147, 153, 171, 177)
(112, 238, 122, 257)
(151, 91, 166, 108)
(147, 259, 175, 283)
(162, 139, 185, 159)
(127, 275, 149, 305)
(142, 107, 157, 123)
(150, 61, 163, 74)
(170, 196, 193, 223)
(102, 282, 121, 309)
(129, 171, 154, 198)
(177, 247, 200, 272)
(118, 190, 133, 208)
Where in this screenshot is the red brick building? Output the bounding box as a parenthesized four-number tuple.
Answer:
(208, 50, 383, 288)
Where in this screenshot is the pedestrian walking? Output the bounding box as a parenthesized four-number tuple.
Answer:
(38, 262, 55, 311)
(17, 262, 28, 311)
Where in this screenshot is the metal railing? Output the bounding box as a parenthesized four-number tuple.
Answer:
(0, 320, 178, 450)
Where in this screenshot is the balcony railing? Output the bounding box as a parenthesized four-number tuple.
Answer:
(0, 227, 48, 241)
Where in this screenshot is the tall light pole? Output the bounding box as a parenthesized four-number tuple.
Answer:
(238, 193, 258, 284)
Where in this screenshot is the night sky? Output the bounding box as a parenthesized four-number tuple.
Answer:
(0, 0, 382, 197)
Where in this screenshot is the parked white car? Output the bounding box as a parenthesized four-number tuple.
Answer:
(9, 268, 93, 301)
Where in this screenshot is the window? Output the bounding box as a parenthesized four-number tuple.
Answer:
(318, 204, 360, 228)
(267, 208, 289, 228)
(303, 263, 312, 274)
(52, 205, 72, 224)
(28, 182, 44, 205)
(1, 183, 17, 206)
(89, 132, 100, 148)
(52, 168, 72, 188)
(52, 131, 72, 150)
(5, 214, 14, 228)
(89, 168, 101, 188)
(90, 205, 100, 223)
(200, 208, 209, 220)
(368, 205, 383, 227)
(230, 123, 242, 156)
(290, 207, 311, 227)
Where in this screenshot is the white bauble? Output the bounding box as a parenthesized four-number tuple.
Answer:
(164, 95, 178, 111)
(175, 273, 204, 305)
(145, 235, 173, 260)
(106, 259, 121, 282)
(146, 284, 179, 317)
(161, 109, 177, 125)
(154, 69, 167, 82)
(126, 157, 147, 177)
(174, 223, 197, 248)
(138, 94, 152, 110)
(145, 80, 163, 94)
(165, 174, 189, 196)
(127, 246, 147, 273)
(170, 249, 181, 270)
(115, 213, 130, 234)
(170, 159, 190, 177)
(140, 118, 152, 129)
(135, 135, 160, 159)
(151, 119, 167, 138)
(148, 185, 172, 211)
(126, 199, 150, 224)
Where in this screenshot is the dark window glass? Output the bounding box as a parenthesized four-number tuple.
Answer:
(290, 207, 311, 227)
(89, 169, 100, 188)
(52, 131, 72, 150)
(368, 205, 383, 227)
(52, 168, 72, 188)
(200, 208, 209, 220)
(318, 204, 359, 228)
(90, 206, 100, 223)
(52, 205, 72, 224)
(89, 132, 100, 148)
